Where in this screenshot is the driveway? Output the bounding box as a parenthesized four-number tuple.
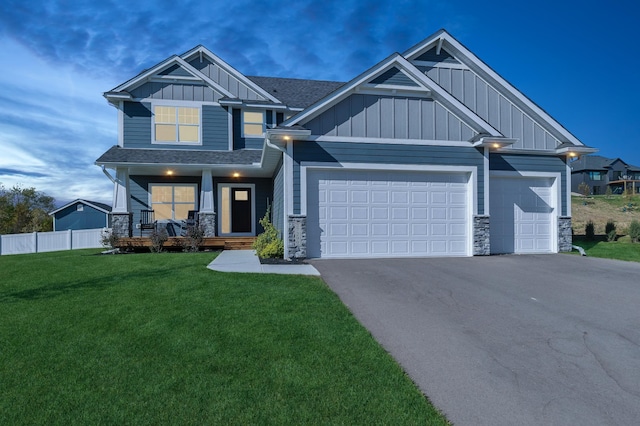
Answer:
(311, 254, 640, 426)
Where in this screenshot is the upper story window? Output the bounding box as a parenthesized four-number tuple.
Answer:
(154, 106, 200, 143)
(242, 111, 265, 137)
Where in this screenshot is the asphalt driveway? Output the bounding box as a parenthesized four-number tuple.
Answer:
(311, 254, 640, 426)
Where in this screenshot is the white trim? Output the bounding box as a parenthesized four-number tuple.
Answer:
(354, 87, 432, 98)
(180, 46, 281, 104)
(217, 183, 256, 236)
(412, 60, 469, 70)
(227, 107, 233, 150)
(49, 199, 112, 216)
(308, 135, 476, 146)
(148, 75, 202, 83)
(283, 141, 294, 257)
(484, 147, 490, 215)
(566, 160, 572, 217)
(118, 101, 124, 147)
(489, 171, 561, 253)
(300, 162, 477, 257)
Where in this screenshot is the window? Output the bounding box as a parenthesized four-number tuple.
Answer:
(588, 171, 603, 181)
(150, 184, 197, 220)
(154, 106, 200, 143)
(243, 111, 265, 137)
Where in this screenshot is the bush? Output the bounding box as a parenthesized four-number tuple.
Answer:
(585, 220, 595, 240)
(100, 228, 120, 249)
(629, 220, 640, 243)
(149, 227, 168, 253)
(181, 225, 205, 252)
(605, 220, 616, 242)
(253, 207, 284, 259)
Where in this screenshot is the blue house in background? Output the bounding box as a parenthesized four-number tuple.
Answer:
(49, 199, 112, 231)
(97, 29, 596, 258)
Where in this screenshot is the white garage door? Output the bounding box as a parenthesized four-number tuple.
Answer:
(306, 169, 470, 258)
(490, 176, 556, 254)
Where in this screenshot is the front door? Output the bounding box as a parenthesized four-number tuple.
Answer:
(219, 184, 255, 236)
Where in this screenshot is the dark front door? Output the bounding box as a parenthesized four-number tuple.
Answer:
(231, 187, 252, 233)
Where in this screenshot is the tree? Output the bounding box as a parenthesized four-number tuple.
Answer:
(0, 184, 55, 234)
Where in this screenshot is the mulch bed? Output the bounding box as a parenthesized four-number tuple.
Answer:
(258, 257, 308, 265)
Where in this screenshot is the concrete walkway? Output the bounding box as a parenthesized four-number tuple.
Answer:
(207, 250, 320, 275)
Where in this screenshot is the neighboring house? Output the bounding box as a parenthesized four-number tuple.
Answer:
(96, 29, 596, 259)
(570, 155, 640, 195)
(49, 199, 112, 231)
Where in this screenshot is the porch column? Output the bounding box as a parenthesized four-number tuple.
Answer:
(111, 168, 132, 237)
(199, 169, 216, 236)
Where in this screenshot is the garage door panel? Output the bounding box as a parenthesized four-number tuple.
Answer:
(307, 169, 470, 258)
(490, 176, 555, 254)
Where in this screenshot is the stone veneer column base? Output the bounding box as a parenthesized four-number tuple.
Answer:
(198, 212, 216, 237)
(473, 215, 491, 255)
(287, 214, 307, 259)
(111, 213, 132, 238)
(558, 216, 572, 252)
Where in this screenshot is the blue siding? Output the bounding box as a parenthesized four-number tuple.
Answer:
(123, 102, 230, 150)
(292, 141, 484, 214)
(415, 47, 460, 64)
(232, 108, 264, 150)
(123, 102, 151, 148)
(54, 203, 109, 231)
(129, 175, 273, 235)
(187, 57, 265, 101)
(369, 67, 418, 86)
(490, 154, 568, 215)
(202, 105, 229, 150)
(130, 81, 221, 102)
(304, 94, 477, 141)
(272, 159, 284, 236)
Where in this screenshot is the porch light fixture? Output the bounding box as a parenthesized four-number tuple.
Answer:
(232, 172, 240, 178)
(166, 170, 174, 176)
(555, 142, 598, 157)
(472, 136, 517, 149)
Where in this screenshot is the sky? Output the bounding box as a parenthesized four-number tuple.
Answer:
(1, 0, 639, 206)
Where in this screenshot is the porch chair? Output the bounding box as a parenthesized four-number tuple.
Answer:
(140, 209, 156, 237)
(180, 210, 199, 237)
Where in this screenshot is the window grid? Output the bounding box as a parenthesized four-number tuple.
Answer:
(150, 184, 197, 220)
(154, 106, 200, 143)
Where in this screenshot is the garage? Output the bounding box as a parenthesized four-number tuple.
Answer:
(489, 175, 557, 254)
(306, 168, 471, 258)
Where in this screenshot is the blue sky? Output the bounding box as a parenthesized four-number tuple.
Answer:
(1, 0, 639, 205)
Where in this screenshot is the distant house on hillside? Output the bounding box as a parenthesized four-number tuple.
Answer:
(570, 155, 640, 195)
(49, 199, 112, 231)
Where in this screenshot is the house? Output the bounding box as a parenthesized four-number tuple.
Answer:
(49, 199, 111, 231)
(570, 155, 640, 195)
(96, 29, 596, 259)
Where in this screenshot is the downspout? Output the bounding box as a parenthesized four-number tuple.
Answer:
(101, 165, 116, 183)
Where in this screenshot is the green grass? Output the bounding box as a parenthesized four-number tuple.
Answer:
(572, 236, 640, 262)
(0, 250, 448, 425)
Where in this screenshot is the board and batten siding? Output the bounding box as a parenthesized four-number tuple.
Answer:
(188, 57, 265, 101)
(419, 65, 561, 151)
(490, 154, 568, 215)
(303, 94, 477, 142)
(123, 102, 229, 150)
(130, 81, 223, 103)
(292, 141, 484, 215)
(272, 159, 285, 236)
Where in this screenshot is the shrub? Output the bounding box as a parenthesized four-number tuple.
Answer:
(585, 220, 595, 240)
(629, 220, 640, 243)
(149, 227, 168, 253)
(181, 225, 205, 252)
(605, 220, 616, 242)
(253, 206, 284, 259)
(100, 228, 120, 249)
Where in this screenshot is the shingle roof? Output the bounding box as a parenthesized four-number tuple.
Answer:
(96, 146, 262, 165)
(570, 155, 640, 172)
(247, 76, 344, 109)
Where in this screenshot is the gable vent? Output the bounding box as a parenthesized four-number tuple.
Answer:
(368, 67, 419, 87)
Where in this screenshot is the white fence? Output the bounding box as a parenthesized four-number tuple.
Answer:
(0, 228, 107, 256)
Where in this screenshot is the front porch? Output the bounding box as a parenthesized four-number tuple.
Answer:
(116, 236, 256, 251)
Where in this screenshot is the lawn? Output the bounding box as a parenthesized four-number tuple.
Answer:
(571, 194, 640, 235)
(0, 249, 448, 425)
(571, 236, 640, 263)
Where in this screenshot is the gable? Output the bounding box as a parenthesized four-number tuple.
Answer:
(129, 80, 222, 102)
(188, 57, 266, 101)
(404, 30, 586, 149)
(303, 93, 477, 142)
(368, 67, 419, 87)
